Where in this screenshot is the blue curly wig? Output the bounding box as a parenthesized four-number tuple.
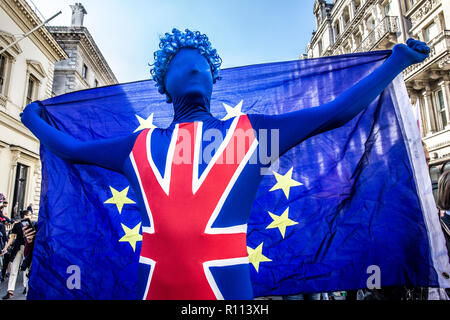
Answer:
(150, 28, 222, 103)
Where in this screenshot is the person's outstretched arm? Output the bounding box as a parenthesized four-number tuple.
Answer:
(249, 39, 430, 155)
(21, 101, 140, 174)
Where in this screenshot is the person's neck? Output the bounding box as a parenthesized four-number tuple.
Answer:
(171, 93, 214, 124)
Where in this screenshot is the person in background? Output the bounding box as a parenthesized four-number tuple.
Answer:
(427, 171, 450, 300)
(0, 201, 12, 224)
(20, 221, 36, 296)
(438, 171, 450, 250)
(422, 140, 431, 166)
(0, 201, 12, 263)
(1, 210, 32, 299)
(11, 203, 18, 221)
(26, 204, 33, 215)
(437, 171, 450, 289)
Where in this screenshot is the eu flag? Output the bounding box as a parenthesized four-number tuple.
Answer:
(28, 51, 450, 299)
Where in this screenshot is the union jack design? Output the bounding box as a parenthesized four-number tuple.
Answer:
(130, 115, 258, 300)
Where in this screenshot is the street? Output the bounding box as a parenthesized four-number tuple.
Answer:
(0, 269, 27, 300)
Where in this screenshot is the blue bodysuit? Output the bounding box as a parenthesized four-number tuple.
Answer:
(20, 39, 430, 299)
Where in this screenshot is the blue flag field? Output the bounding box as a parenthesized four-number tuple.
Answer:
(28, 51, 450, 299)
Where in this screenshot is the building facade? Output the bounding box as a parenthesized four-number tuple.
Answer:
(0, 0, 68, 219)
(306, 0, 450, 197)
(49, 3, 117, 96)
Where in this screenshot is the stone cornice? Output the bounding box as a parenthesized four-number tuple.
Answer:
(0, 109, 39, 143)
(407, 0, 442, 33)
(1, 0, 68, 61)
(48, 26, 118, 84)
(10, 144, 39, 159)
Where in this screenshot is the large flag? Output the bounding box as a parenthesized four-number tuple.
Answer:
(28, 51, 450, 299)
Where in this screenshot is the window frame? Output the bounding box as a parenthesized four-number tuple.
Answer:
(435, 89, 447, 131)
(82, 64, 88, 79)
(0, 53, 6, 94)
(25, 75, 37, 106)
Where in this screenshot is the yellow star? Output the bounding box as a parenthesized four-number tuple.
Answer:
(269, 167, 303, 199)
(247, 242, 272, 272)
(104, 186, 136, 214)
(119, 223, 142, 252)
(221, 100, 245, 121)
(266, 207, 298, 238)
(134, 113, 157, 133)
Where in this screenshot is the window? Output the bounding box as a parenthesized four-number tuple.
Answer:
(334, 21, 341, 40)
(94, 79, 99, 88)
(318, 40, 323, 56)
(424, 22, 439, 42)
(12, 163, 29, 218)
(384, 2, 391, 16)
(0, 53, 6, 94)
(444, 162, 450, 173)
(26, 76, 36, 106)
(435, 90, 447, 130)
(343, 7, 351, 28)
(367, 16, 376, 33)
(354, 0, 361, 12)
(405, 0, 417, 11)
(430, 161, 450, 203)
(82, 64, 88, 79)
(430, 165, 440, 201)
(354, 32, 362, 47)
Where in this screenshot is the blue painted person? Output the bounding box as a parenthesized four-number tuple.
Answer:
(21, 29, 430, 299)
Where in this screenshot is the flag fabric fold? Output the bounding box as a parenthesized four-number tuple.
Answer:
(28, 51, 450, 300)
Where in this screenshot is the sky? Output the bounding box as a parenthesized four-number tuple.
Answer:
(29, 0, 317, 83)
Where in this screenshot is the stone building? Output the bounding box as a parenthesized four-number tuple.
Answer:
(0, 0, 68, 219)
(306, 0, 450, 197)
(49, 3, 118, 96)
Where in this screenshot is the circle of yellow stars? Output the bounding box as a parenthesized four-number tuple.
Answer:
(247, 166, 303, 273)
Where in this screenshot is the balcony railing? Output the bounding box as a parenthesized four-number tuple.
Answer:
(354, 16, 399, 53)
(403, 30, 450, 80)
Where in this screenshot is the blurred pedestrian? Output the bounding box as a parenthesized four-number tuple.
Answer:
(26, 204, 33, 215)
(438, 171, 450, 252)
(433, 171, 450, 299)
(1, 210, 32, 299)
(0, 201, 11, 224)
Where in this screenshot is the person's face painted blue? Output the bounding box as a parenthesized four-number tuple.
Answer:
(164, 48, 213, 102)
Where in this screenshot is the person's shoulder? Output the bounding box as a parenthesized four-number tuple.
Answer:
(11, 222, 19, 232)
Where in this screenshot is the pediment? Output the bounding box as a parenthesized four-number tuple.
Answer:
(0, 30, 22, 57)
(26, 60, 47, 79)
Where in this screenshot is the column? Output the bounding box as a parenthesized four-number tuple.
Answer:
(362, 18, 368, 37)
(350, 0, 356, 19)
(32, 162, 41, 217)
(375, 3, 383, 21)
(340, 14, 346, 31)
(422, 88, 437, 134)
(351, 33, 356, 51)
(6, 151, 20, 219)
(438, 80, 450, 128)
